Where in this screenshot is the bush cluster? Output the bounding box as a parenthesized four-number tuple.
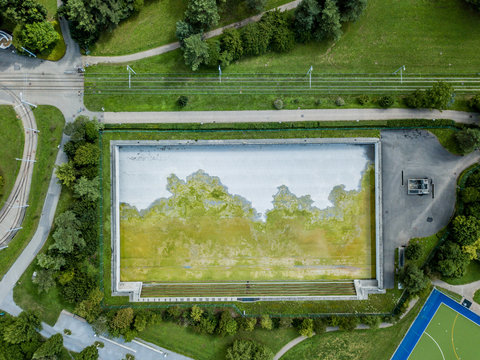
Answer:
(404, 81, 454, 110)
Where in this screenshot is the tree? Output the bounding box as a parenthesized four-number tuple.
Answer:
(455, 128, 480, 154)
(74, 288, 103, 323)
(195, 315, 217, 334)
(337, 0, 367, 22)
(225, 340, 274, 360)
(405, 242, 422, 261)
(183, 34, 209, 71)
(74, 143, 100, 167)
(19, 21, 59, 53)
(337, 316, 359, 331)
(465, 0, 480, 11)
(246, 0, 266, 13)
(298, 318, 314, 337)
(36, 253, 66, 270)
(32, 333, 63, 359)
(260, 314, 273, 330)
(315, 0, 342, 41)
(468, 94, 480, 112)
(133, 312, 148, 332)
(3, 311, 41, 345)
(462, 187, 480, 203)
(32, 269, 56, 294)
(239, 317, 257, 331)
(73, 176, 100, 203)
(110, 308, 134, 334)
(294, 0, 320, 42)
(91, 316, 109, 335)
(185, 0, 219, 31)
(216, 311, 238, 336)
(425, 81, 454, 110)
(190, 305, 204, 322)
(50, 211, 85, 253)
(84, 119, 103, 142)
(452, 215, 480, 246)
(405, 89, 427, 108)
(0, 0, 47, 23)
(399, 264, 430, 294)
(221, 28, 243, 62)
(378, 95, 394, 108)
(75, 344, 99, 360)
(241, 23, 263, 56)
(176, 20, 195, 47)
(435, 241, 470, 278)
(64, 115, 89, 142)
(271, 26, 295, 53)
(55, 162, 77, 188)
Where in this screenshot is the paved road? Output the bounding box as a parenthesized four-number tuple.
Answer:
(0, 89, 38, 245)
(103, 108, 480, 124)
(381, 130, 480, 288)
(82, 0, 301, 65)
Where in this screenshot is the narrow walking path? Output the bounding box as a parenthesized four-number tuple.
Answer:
(273, 335, 310, 360)
(104, 108, 480, 124)
(83, 0, 301, 65)
(0, 89, 38, 245)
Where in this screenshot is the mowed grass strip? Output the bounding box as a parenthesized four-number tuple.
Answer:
(0, 106, 64, 277)
(409, 304, 480, 360)
(0, 106, 24, 208)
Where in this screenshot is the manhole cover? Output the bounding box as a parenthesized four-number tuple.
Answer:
(427, 217, 433, 223)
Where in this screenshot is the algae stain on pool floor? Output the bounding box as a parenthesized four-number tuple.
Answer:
(119, 164, 376, 282)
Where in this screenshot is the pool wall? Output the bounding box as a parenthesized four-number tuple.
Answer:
(110, 138, 384, 302)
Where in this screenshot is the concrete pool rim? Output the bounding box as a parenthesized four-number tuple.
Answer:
(109, 138, 384, 302)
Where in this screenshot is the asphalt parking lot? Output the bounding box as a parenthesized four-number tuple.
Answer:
(381, 129, 480, 289)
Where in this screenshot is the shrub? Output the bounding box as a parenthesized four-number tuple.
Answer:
(226, 340, 274, 360)
(298, 318, 314, 337)
(400, 264, 430, 294)
(63, 329, 72, 335)
(313, 318, 326, 334)
(405, 242, 422, 261)
(239, 317, 257, 331)
(435, 241, 470, 278)
(455, 128, 480, 154)
(246, 0, 267, 13)
(468, 94, 480, 112)
(273, 99, 284, 110)
(271, 26, 295, 53)
(338, 317, 358, 331)
(216, 311, 238, 336)
(221, 28, 243, 61)
(260, 314, 273, 330)
(425, 81, 454, 110)
(177, 96, 189, 107)
(335, 97, 345, 106)
(452, 215, 480, 246)
(241, 23, 262, 56)
(378, 95, 394, 108)
(278, 317, 293, 328)
(405, 90, 426, 108)
(462, 187, 480, 203)
(94, 341, 104, 348)
(361, 316, 381, 329)
(357, 94, 369, 105)
(125, 354, 135, 360)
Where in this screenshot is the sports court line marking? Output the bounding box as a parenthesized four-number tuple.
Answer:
(452, 314, 459, 360)
(424, 332, 446, 360)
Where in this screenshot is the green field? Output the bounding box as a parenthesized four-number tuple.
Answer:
(89, 0, 291, 56)
(409, 304, 480, 360)
(120, 158, 375, 283)
(0, 106, 24, 208)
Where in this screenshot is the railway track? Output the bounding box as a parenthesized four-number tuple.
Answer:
(0, 86, 38, 246)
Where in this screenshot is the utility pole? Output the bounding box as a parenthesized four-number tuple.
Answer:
(218, 65, 222, 83)
(127, 65, 136, 89)
(19, 92, 37, 108)
(393, 65, 406, 84)
(307, 66, 313, 89)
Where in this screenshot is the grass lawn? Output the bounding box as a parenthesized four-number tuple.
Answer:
(139, 322, 298, 360)
(36, 0, 58, 20)
(474, 289, 480, 305)
(428, 129, 463, 156)
(435, 286, 463, 302)
(89, 0, 291, 56)
(0, 106, 24, 208)
(409, 304, 480, 360)
(406, 228, 448, 268)
(85, 0, 480, 111)
(443, 260, 480, 285)
(281, 293, 427, 360)
(13, 189, 75, 326)
(0, 106, 64, 278)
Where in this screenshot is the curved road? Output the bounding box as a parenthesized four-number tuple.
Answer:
(0, 88, 38, 246)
